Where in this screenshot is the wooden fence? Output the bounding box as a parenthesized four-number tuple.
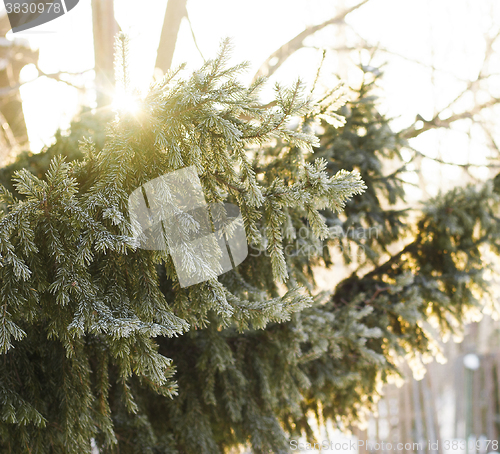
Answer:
(354, 320, 500, 454)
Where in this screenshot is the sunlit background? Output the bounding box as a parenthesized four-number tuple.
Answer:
(7, 0, 500, 200)
(3, 1, 500, 452)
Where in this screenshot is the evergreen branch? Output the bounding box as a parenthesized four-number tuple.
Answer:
(212, 173, 244, 193)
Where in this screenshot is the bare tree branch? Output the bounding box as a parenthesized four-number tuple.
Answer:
(185, 8, 204, 62)
(402, 97, 500, 140)
(252, 0, 371, 82)
(0, 68, 92, 97)
(410, 146, 500, 168)
(401, 28, 500, 142)
(36, 67, 92, 90)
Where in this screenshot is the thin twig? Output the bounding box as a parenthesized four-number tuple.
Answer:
(0, 66, 92, 97)
(185, 9, 205, 62)
(411, 147, 500, 168)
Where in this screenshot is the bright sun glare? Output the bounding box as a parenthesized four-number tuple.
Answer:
(112, 91, 140, 114)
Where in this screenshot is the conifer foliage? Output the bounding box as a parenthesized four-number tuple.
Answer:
(1, 41, 500, 453)
(0, 40, 365, 452)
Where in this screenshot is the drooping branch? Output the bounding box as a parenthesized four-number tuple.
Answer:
(0, 67, 93, 98)
(252, 0, 371, 82)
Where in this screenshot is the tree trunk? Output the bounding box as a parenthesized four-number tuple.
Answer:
(0, 13, 38, 164)
(155, 0, 187, 74)
(91, 0, 119, 107)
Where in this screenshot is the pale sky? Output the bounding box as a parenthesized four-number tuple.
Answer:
(3, 0, 500, 199)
